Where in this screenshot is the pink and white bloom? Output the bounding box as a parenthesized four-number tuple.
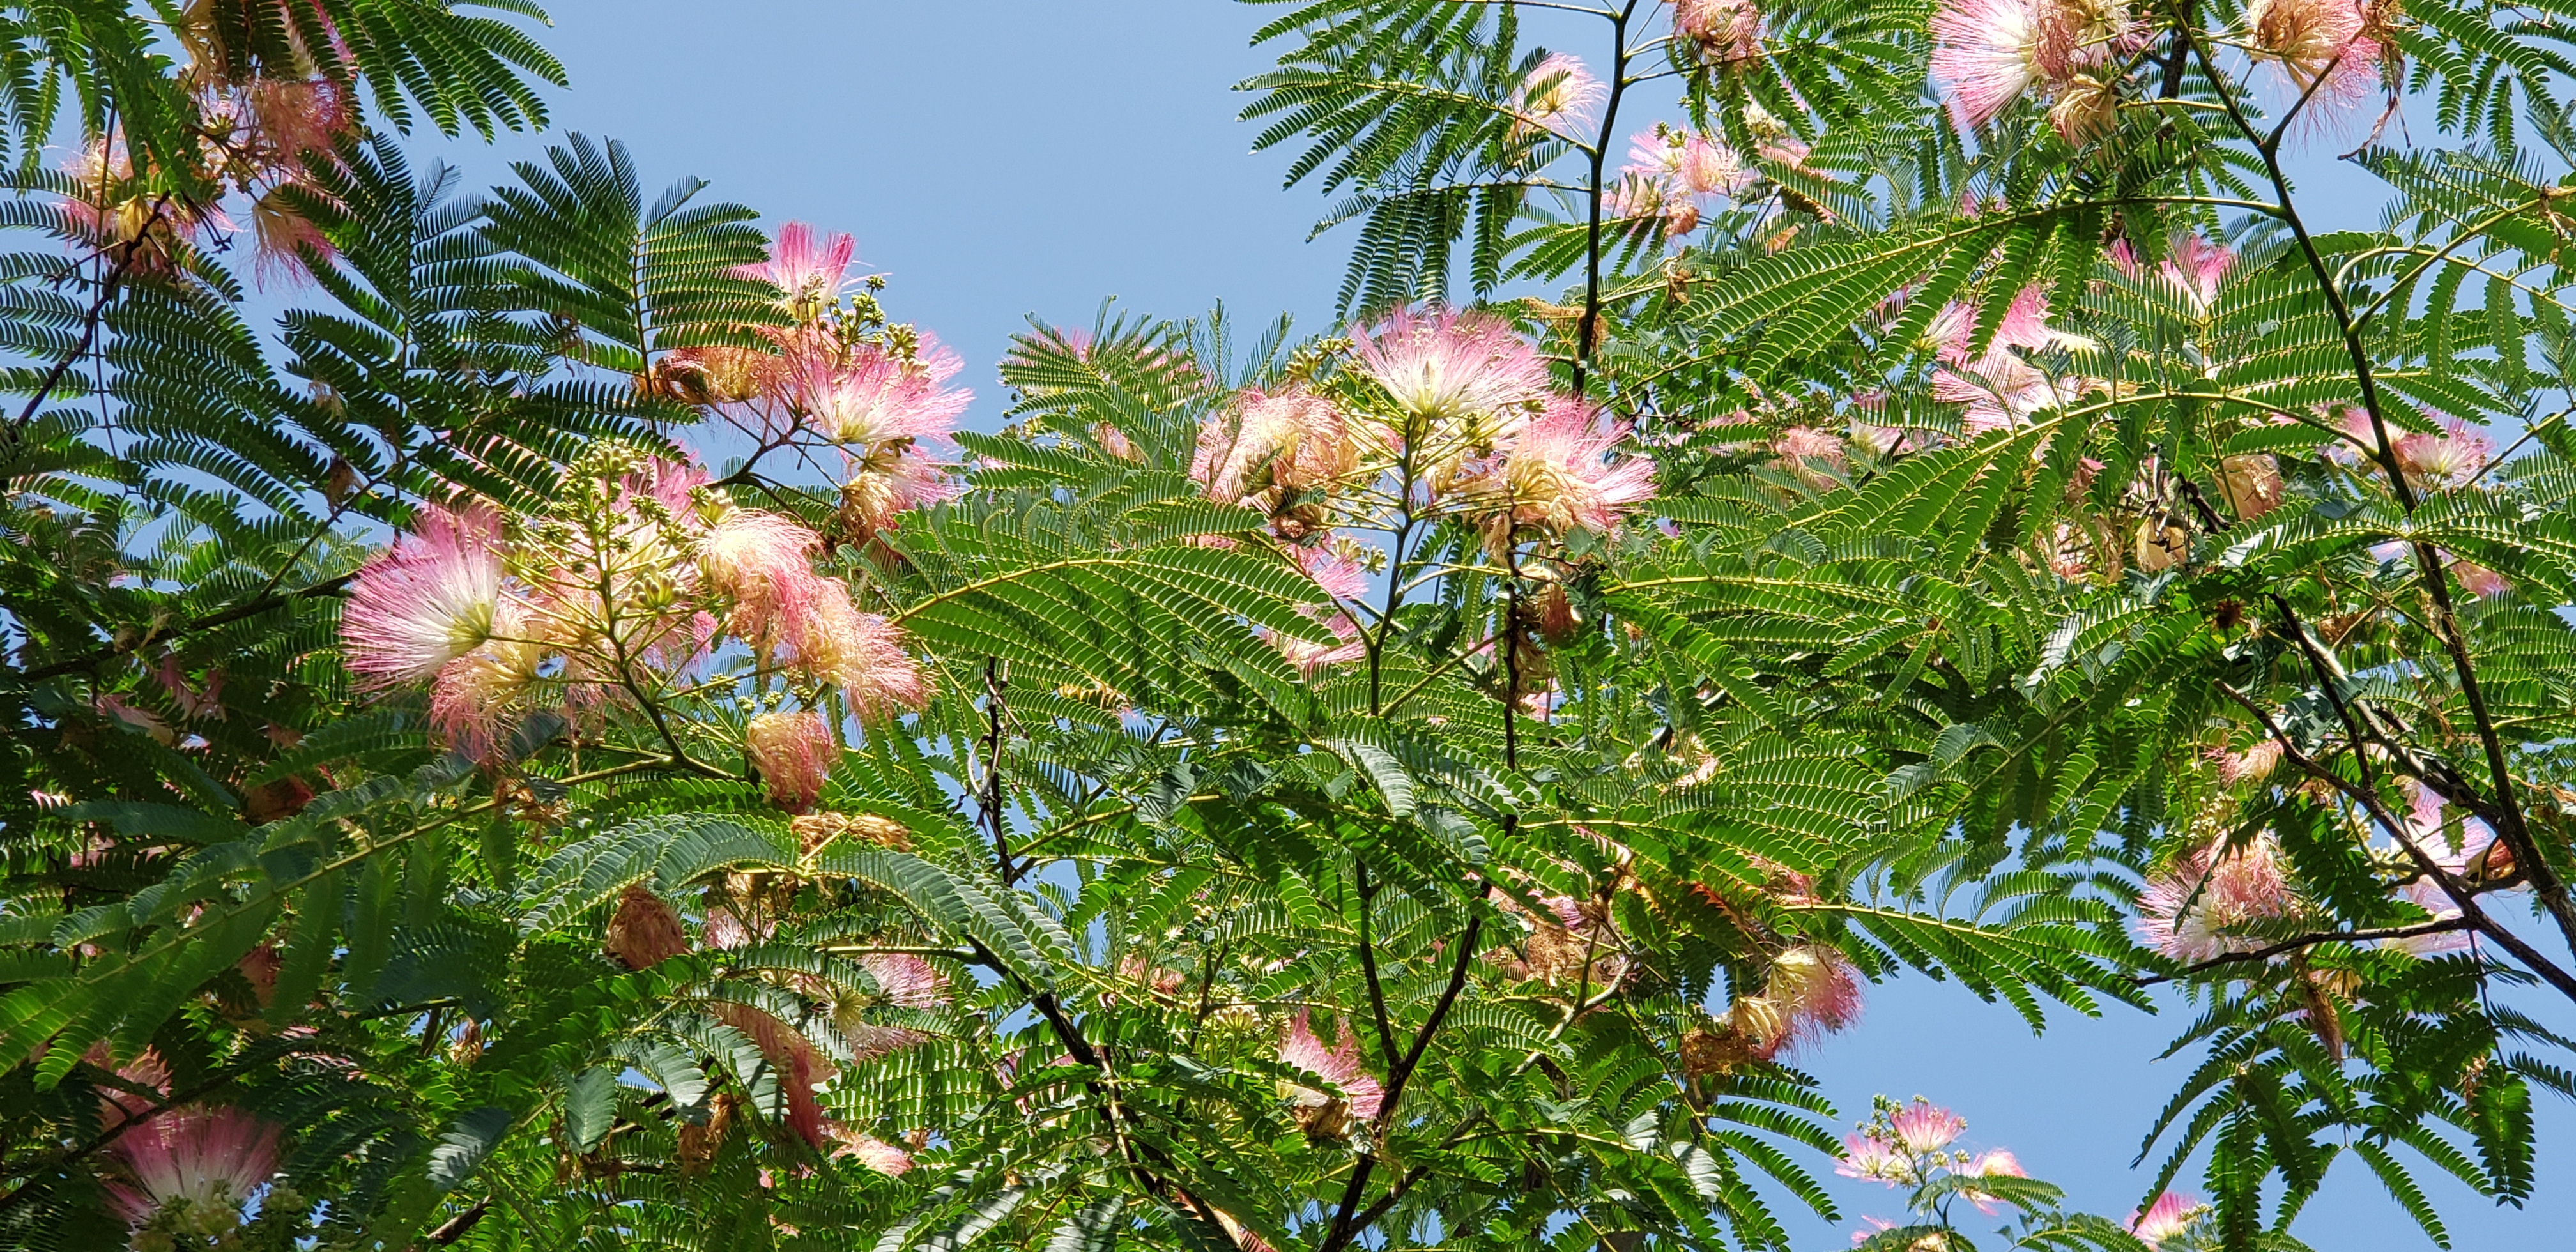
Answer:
(779, 340, 970, 448)
(1193, 388, 1352, 505)
(1931, 287, 2097, 434)
(858, 952, 951, 1010)
(739, 221, 859, 316)
(1930, 0, 2050, 129)
(746, 710, 835, 811)
(2207, 738, 2284, 786)
(1888, 1099, 1965, 1154)
(2394, 419, 2491, 490)
(2135, 836, 2299, 963)
(1960, 1149, 2027, 1214)
(1278, 1012, 1385, 1120)
(2128, 1191, 2204, 1248)
(1763, 944, 1864, 1053)
(1682, 134, 1751, 197)
(103, 1107, 280, 1233)
(341, 502, 507, 689)
(1836, 1133, 1908, 1184)
(1269, 611, 1367, 676)
(1515, 54, 1604, 137)
(698, 510, 831, 646)
(1292, 543, 1371, 602)
(1675, 0, 1764, 61)
(1485, 399, 1658, 538)
(797, 593, 929, 721)
(2244, 0, 2382, 117)
(1349, 306, 1550, 436)
(829, 1127, 914, 1176)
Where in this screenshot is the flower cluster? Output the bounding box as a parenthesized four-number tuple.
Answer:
(340, 443, 925, 776)
(1675, 0, 1765, 63)
(659, 222, 969, 542)
(2135, 834, 2300, 963)
(1839, 1096, 2028, 1232)
(1611, 122, 1757, 238)
(1179, 304, 1655, 677)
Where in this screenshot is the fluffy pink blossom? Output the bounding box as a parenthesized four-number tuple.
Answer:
(841, 445, 957, 534)
(1515, 54, 1604, 137)
(1269, 611, 1367, 676)
(1487, 399, 1658, 537)
(1193, 388, 1351, 504)
(2207, 738, 2283, 786)
(746, 710, 834, 811)
(858, 952, 951, 1010)
(698, 510, 831, 643)
(1961, 1149, 2027, 1214)
(2135, 836, 2299, 963)
(1761, 944, 1864, 1054)
(1930, 0, 2050, 128)
(739, 220, 857, 314)
(778, 339, 970, 447)
(1675, 0, 1763, 61)
(1836, 1133, 1908, 1184)
(1349, 306, 1549, 435)
(2244, 0, 2382, 119)
(797, 593, 929, 721)
(1850, 1217, 1899, 1247)
(2394, 419, 2491, 489)
(1278, 1012, 1384, 1120)
(2451, 559, 2510, 598)
(2128, 1191, 2204, 1248)
(1292, 544, 1370, 601)
(1776, 425, 1849, 484)
(426, 610, 541, 760)
(1888, 1099, 1965, 1154)
(341, 502, 506, 689)
(1682, 135, 1751, 197)
(102, 1107, 280, 1230)
(829, 1127, 914, 1176)
(1931, 287, 2096, 434)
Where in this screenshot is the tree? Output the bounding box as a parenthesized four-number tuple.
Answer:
(0, 1, 2568, 1249)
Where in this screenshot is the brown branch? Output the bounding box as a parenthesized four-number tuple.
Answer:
(1319, 905, 1487, 1252)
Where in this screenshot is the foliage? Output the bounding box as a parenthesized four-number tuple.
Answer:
(0, 0, 2573, 1250)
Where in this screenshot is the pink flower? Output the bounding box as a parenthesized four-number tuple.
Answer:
(699, 510, 831, 643)
(1269, 611, 1367, 676)
(1349, 305, 1549, 436)
(2135, 836, 2299, 963)
(1484, 399, 1658, 538)
(1775, 426, 1849, 484)
(1292, 543, 1370, 601)
(1682, 134, 1750, 197)
(828, 1126, 914, 1176)
(2128, 1191, 2204, 1248)
(2159, 234, 2234, 313)
(1675, 0, 1763, 61)
(1763, 944, 1863, 1052)
(1836, 1133, 1908, 1184)
(739, 220, 858, 316)
(1888, 1099, 1965, 1154)
(778, 339, 970, 447)
(1278, 1012, 1384, 1120)
(2207, 738, 2283, 786)
(858, 952, 951, 1009)
(1931, 288, 2096, 433)
(2244, 0, 2382, 119)
(1961, 1149, 2026, 1213)
(103, 1107, 280, 1230)
(2394, 419, 2490, 489)
(1193, 388, 1353, 505)
(746, 710, 834, 811)
(1515, 54, 1604, 137)
(797, 593, 929, 721)
(841, 445, 957, 535)
(1930, 0, 2048, 128)
(341, 502, 506, 689)
(426, 610, 541, 760)
(2451, 560, 2510, 598)
(1850, 1216, 1899, 1247)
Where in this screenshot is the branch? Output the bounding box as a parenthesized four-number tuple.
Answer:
(12, 573, 356, 683)
(1319, 906, 1487, 1252)
(2134, 917, 2477, 985)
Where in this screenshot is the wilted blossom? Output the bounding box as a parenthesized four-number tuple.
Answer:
(1888, 1099, 1966, 1154)
(341, 502, 505, 689)
(827, 1126, 914, 1176)
(746, 710, 835, 811)
(2218, 452, 2285, 519)
(2128, 1191, 2205, 1248)
(103, 1107, 280, 1235)
(2135, 836, 2298, 963)
(1514, 54, 1604, 138)
(604, 885, 691, 970)
(2451, 559, 2510, 598)
(2207, 737, 2284, 786)
(1728, 943, 1864, 1058)
(1351, 305, 1550, 439)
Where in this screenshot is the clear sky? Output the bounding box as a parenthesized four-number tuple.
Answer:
(440, 4, 2572, 1246)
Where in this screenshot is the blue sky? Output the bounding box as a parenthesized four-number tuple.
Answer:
(437, 3, 2570, 1246)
